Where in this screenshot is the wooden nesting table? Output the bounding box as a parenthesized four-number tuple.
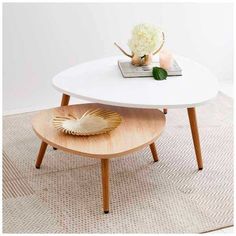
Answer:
(33, 55, 218, 213)
(51, 55, 219, 172)
(32, 103, 166, 213)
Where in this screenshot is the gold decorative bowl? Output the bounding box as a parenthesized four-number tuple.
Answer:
(52, 108, 122, 136)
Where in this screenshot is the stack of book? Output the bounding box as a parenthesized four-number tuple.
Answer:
(118, 59, 182, 78)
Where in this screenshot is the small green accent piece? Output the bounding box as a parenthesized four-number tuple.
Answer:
(152, 67, 168, 80)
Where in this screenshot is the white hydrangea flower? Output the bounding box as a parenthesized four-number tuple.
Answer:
(128, 23, 163, 57)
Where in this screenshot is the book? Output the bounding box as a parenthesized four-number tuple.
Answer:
(118, 59, 182, 78)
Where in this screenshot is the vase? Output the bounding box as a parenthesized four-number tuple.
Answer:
(131, 54, 153, 66)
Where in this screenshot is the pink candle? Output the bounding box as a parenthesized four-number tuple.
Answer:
(159, 49, 173, 70)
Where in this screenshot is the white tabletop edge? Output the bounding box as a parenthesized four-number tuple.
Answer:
(52, 81, 219, 109)
(52, 55, 219, 109)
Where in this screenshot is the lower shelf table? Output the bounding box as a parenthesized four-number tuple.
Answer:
(32, 103, 166, 213)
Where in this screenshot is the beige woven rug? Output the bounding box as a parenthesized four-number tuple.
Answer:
(2, 93, 233, 233)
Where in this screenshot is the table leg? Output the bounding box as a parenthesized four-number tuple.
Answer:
(187, 107, 203, 170)
(101, 159, 110, 214)
(53, 94, 71, 151)
(163, 108, 168, 114)
(35, 93, 71, 167)
(35, 141, 48, 169)
(60, 93, 70, 106)
(149, 143, 159, 162)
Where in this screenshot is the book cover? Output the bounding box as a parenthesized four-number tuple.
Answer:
(118, 59, 182, 78)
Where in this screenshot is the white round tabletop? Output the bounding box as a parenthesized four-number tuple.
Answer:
(52, 55, 218, 109)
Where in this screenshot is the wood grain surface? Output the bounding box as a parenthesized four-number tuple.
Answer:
(32, 103, 166, 159)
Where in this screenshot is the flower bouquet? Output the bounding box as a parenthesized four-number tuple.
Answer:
(114, 23, 165, 66)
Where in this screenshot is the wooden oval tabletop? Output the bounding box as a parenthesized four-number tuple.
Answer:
(32, 104, 166, 159)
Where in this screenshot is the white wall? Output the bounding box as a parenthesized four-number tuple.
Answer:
(3, 3, 233, 114)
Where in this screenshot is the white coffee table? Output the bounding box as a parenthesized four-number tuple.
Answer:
(50, 55, 218, 170)
(34, 55, 218, 213)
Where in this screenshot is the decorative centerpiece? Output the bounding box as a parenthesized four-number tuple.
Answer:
(114, 23, 165, 66)
(53, 108, 122, 136)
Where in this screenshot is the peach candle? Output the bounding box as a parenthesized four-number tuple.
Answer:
(159, 49, 173, 70)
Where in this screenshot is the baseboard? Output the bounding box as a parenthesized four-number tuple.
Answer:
(3, 87, 233, 116)
(3, 104, 59, 116)
(3, 99, 89, 116)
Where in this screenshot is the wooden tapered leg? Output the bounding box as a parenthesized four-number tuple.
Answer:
(36, 93, 71, 162)
(149, 142, 159, 162)
(101, 159, 109, 214)
(60, 93, 70, 106)
(53, 93, 71, 151)
(35, 141, 48, 169)
(163, 109, 167, 114)
(187, 107, 203, 170)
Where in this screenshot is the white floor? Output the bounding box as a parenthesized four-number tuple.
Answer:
(219, 80, 234, 98)
(207, 227, 234, 234)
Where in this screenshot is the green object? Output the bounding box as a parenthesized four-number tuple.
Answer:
(152, 67, 168, 80)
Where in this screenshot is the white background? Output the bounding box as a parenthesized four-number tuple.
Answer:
(3, 2, 233, 114)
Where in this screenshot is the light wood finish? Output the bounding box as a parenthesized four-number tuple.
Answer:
(61, 93, 70, 106)
(35, 141, 48, 169)
(101, 159, 109, 213)
(32, 103, 166, 159)
(53, 94, 70, 151)
(149, 143, 159, 162)
(187, 107, 203, 170)
(33, 103, 165, 213)
(163, 109, 168, 114)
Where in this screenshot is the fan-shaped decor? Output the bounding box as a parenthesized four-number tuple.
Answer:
(52, 108, 122, 136)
